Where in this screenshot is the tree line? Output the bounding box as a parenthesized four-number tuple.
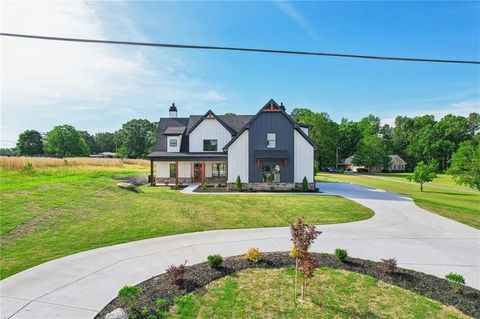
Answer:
(1, 119, 158, 159)
(292, 108, 479, 172)
(2, 110, 479, 178)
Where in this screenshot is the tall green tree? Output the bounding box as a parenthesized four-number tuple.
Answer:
(337, 119, 362, 159)
(433, 114, 470, 170)
(0, 148, 18, 156)
(353, 135, 390, 172)
(78, 131, 97, 154)
(117, 119, 157, 158)
(467, 112, 479, 137)
(447, 140, 480, 192)
(292, 108, 339, 168)
(16, 130, 44, 156)
(44, 125, 89, 157)
(407, 160, 438, 192)
(95, 132, 118, 153)
(358, 114, 380, 137)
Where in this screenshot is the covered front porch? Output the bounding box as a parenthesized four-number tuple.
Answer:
(148, 152, 228, 185)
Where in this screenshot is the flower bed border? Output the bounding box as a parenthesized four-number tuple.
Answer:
(96, 252, 479, 318)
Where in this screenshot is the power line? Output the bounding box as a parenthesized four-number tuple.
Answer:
(1, 32, 479, 65)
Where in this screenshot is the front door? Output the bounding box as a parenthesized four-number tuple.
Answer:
(193, 163, 204, 183)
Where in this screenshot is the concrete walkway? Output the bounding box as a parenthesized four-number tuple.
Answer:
(1, 182, 478, 319)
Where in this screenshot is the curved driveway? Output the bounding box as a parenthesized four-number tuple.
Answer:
(1, 182, 479, 319)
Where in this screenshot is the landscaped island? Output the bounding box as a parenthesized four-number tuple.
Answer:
(0, 160, 373, 279)
(97, 252, 478, 319)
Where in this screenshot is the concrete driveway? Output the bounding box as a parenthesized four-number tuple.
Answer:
(1, 182, 478, 319)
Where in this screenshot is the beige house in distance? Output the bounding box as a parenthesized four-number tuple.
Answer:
(340, 154, 407, 172)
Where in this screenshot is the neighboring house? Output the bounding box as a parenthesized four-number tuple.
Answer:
(339, 155, 407, 172)
(389, 155, 407, 171)
(90, 152, 116, 158)
(147, 99, 317, 190)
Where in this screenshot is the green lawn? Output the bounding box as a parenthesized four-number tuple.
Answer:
(169, 267, 468, 319)
(316, 173, 480, 229)
(0, 166, 373, 279)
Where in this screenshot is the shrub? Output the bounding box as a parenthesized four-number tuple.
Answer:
(201, 182, 208, 191)
(166, 261, 187, 285)
(289, 246, 298, 259)
(270, 185, 275, 191)
(207, 254, 223, 269)
(379, 258, 397, 275)
(248, 186, 254, 192)
(244, 247, 262, 263)
(445, 273, 465, 293)
(302, 176, 308, 191)
(21, 162, 34, 173)
(235, 175, 242, 190)
(118, 285, 140, 311)
(154, 298, 168, 317)
(335, 248, 348, 261)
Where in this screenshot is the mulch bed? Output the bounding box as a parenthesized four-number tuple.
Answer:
(96, 252, 479, 318)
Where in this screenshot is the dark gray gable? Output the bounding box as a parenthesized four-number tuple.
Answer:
(223, 99, 318, 151)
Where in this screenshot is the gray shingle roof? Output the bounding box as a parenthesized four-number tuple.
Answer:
(152, 117, 189, 153)
(164, 127, 186, 135)
(152, 114, 254, 153)
(150, 102, 314, 156)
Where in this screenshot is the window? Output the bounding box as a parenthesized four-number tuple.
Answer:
(212, 163, 226, 177)
(169, 139, 177, 147)
(169, 163, 176, 178)
(203, 139, 218, 151)
(262, 163, 280, 183)
(267, 133, 276, 148)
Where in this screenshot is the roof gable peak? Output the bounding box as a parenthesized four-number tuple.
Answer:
(262, 99, 282, 112)
(186, 109, 235, 135)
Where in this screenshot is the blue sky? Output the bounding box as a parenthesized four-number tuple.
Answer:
(1, 1, 479, 147)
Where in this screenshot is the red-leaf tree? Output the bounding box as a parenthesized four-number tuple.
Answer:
(290, 217, 321, 300)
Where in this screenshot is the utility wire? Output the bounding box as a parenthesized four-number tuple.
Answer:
(1, 32, 479, 65)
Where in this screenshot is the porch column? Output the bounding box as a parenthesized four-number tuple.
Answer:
(175, 161, 179, 184)
(202, 161, 205, 183)
(150, 159, 154, 186)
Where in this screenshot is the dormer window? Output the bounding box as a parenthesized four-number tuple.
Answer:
(169, 139, 177, 148)
(267, 133, 276, 148)
(203, 139, 218, 151)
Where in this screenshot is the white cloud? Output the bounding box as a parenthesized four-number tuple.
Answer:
(381, 99, 479, 126)
(0, 1, 228, 147)
(273, 1, 319, 40)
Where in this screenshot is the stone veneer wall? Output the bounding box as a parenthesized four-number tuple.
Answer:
(155, 177, 192, 184)
(227, 182, 315, 191)
(205, 177, 227, 183)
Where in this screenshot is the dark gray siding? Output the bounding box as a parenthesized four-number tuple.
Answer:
(248, 112, 294, 182)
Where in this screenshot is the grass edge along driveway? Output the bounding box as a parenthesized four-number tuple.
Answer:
(316, 172, 479, 229)
(0, 166, 373, 279)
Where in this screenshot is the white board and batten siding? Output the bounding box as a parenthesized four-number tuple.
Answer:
(294, 130, 314, 182)
(189, 118, 232, 152)
(167, 136, 181, 152)
(156, 162, 192, 178)
(227, 130, 249, 183)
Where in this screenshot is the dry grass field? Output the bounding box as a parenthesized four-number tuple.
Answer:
(0, 156, 149, 170)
